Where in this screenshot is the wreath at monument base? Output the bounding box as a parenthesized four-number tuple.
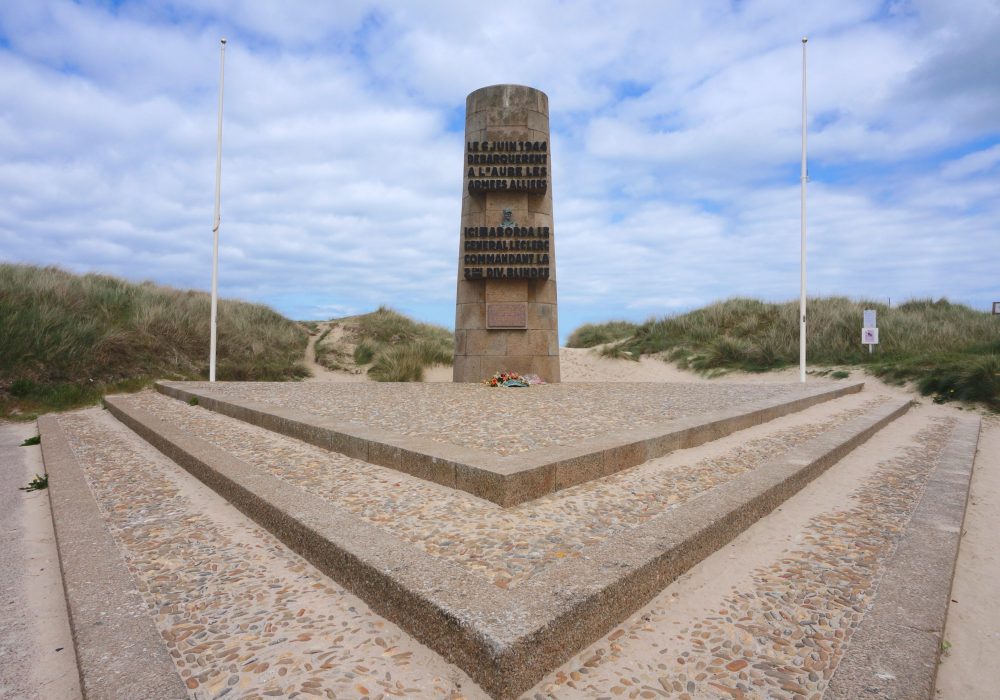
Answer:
(485, 370, 545, 387)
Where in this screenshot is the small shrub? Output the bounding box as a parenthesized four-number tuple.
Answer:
(368, 344, 426, 381)
(599, 343, 639, 361)
(916, 355, 1000, 407)
(20, 434, 41, 446)
(19, 473, 48, 491)
(354, 339, 376, 365)
(830, 370, 850, 379)
(10, 379, 35, 398)
(187, 396, 199, 406)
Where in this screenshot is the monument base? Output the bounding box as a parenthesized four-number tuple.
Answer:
(453, 277, 560, 383)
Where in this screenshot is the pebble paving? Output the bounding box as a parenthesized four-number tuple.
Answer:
(130, 391, 884, 589)
(171, 382, 801, 455)
(51, 389, 960, 699)
(57, 410, 478, 700)
(531, 416, 957, 699)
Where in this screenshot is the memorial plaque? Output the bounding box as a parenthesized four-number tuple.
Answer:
(487, 303, 528, 329)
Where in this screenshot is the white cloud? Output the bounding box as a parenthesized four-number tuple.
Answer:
(941, 144, 1000, 179)
(0, 0, 997, 343)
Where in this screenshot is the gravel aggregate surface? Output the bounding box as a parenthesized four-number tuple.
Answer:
(130, 390, 884, 589)
(47, 386, 967, 699)
(57, 410, 477, 699)
(173, 382, 805, 455)
(531, 416, 957, 699)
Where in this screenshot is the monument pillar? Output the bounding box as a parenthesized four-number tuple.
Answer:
(453, 84, 560, 383)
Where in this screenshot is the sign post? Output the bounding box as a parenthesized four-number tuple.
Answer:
(862, 309, 878, 354)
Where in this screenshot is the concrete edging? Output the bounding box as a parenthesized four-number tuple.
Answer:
(826, 414, 981, 700)
(155, 380, 864, 507)
(101, 393, 908, 698)
(38, 415, 189, 700)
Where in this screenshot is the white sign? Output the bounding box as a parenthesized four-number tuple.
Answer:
(993, 302, 1000, 315)
(862, 327, 879, 344)
(863, 309, 877, 328)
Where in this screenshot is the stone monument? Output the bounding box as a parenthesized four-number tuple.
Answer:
(453, 84, 560, 383)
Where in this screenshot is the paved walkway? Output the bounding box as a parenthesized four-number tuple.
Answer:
(0, 423, 80, 700)
(36, 381, 982, 698)
(55, 408, 478, 698)
(174, 381, 801, 456)
(536, 408, 961, 698)
(128, 390, 884, 590)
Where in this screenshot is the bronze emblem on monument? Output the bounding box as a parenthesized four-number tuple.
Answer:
(500, 208, 516, 229)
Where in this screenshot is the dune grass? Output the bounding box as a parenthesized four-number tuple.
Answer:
(566, 320, 639, 349)
(570, 297, 1000, 409)
(351, 306, 453, 381)
(312, 306, 453, 381)
(1, 264, 309, 418)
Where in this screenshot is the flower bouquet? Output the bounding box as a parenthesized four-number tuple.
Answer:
(485, 370, 529, 387)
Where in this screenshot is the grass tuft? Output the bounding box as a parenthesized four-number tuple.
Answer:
(19, 473, 48, 492)
(566, 321, 639, 348)
(353, 339, 376, 365)
(344, 307, 452, 381)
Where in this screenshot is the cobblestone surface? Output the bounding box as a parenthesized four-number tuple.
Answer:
(57, 410, 478, 700)
(532, 416, 956, 699)
(173, 382, 803, 455)
(130, 391, 883, 589)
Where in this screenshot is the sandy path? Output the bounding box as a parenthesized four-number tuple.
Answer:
(302, 323, 366, 383)
(309, 343, 860, 385)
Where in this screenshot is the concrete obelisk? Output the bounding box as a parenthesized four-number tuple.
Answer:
(453, 84, 560, 383)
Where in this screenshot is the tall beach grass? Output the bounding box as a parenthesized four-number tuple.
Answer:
(1, 264, 308, 417)
(570, 297, 1000, 409)
(351, 306, 453, 381)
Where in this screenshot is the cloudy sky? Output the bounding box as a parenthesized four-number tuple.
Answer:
(2, 1, 998, 339)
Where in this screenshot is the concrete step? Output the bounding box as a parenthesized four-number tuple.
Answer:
(525, 405, 980, 700)
(63, 387, 915, 698)
(39, 408, 481, 699)
(154, 380, 865, 507)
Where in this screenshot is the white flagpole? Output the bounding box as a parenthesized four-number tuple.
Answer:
(799, 36, 808, 383)
(210, 38, 227, 382)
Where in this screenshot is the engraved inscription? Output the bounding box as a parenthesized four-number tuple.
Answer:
(466, 140, 548, 194)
